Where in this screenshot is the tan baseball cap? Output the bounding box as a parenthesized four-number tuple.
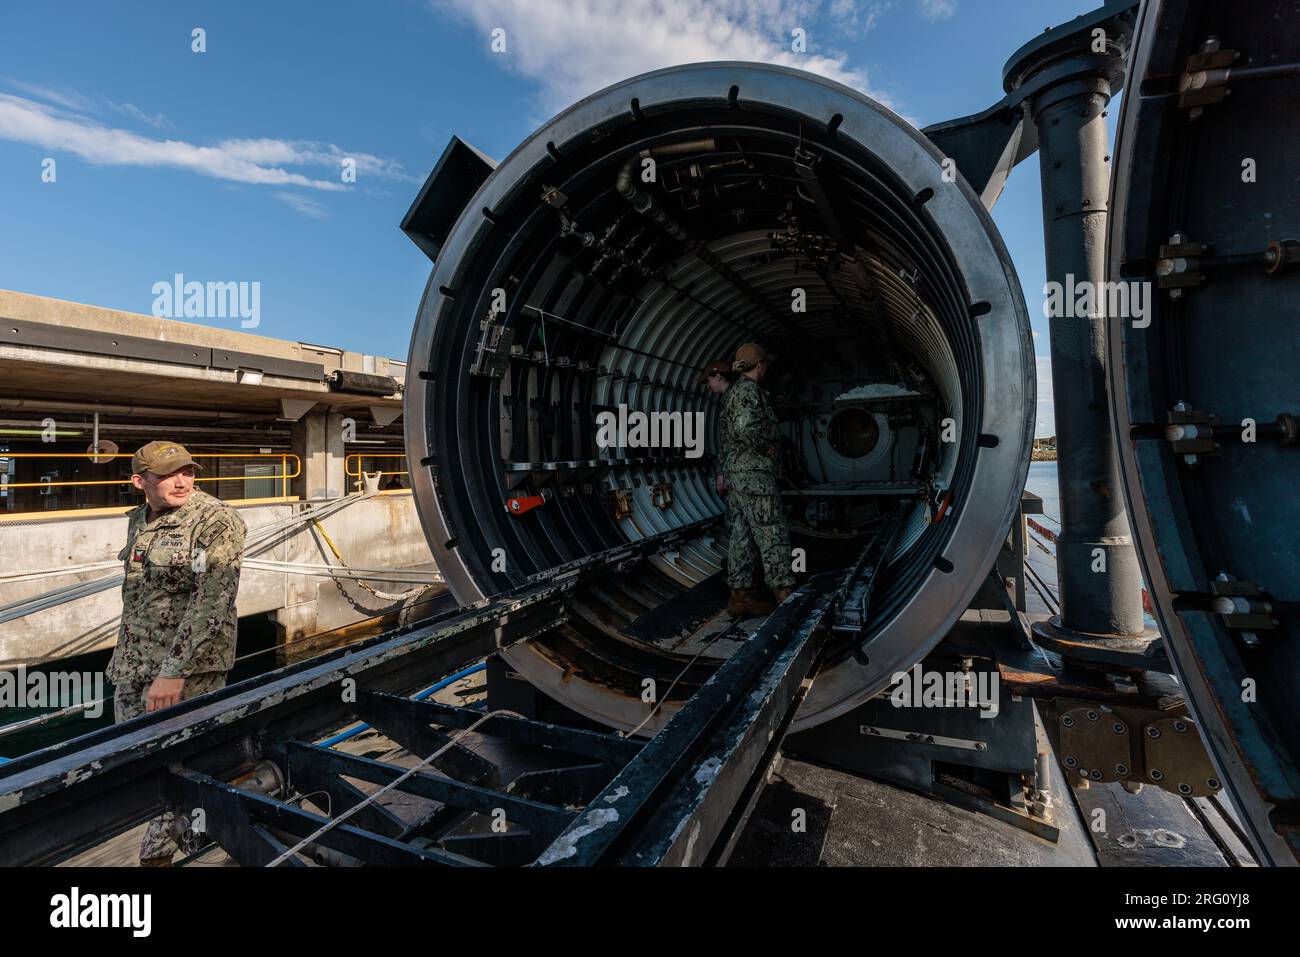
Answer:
(132, 441, 201, 476)
(733, 342, 775, 369)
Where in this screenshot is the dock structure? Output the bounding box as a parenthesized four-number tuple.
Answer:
(0, 290, 437, 667)
(2, 0, 1295, 878)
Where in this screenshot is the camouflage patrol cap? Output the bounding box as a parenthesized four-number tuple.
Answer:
(132, 440, 201, 476)
(733, 342, 775, 372)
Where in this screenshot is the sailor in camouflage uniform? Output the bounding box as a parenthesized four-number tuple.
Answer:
(109, 440, 246, 865)
(718, 343, 795, 617)
(700, 359, 734, 496)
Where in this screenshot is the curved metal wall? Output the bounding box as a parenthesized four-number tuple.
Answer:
(405, 62, 1035, 735)
(1108, 0, 1300, 865)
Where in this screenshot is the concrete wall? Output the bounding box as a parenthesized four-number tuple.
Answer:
(0, 492, 438, 667)
(0, 288, 408, 388)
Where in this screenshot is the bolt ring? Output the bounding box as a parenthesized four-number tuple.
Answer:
(1178, 783, 1192, 795)
(1086, 710, 1100, 722)
(1207, 778, 1220, 790)
(1112, 722, 1126, 734)
(1146, 726, 1161, 738)
(1064, 756, 1078, 768)
(1150, 768, 1165, 782)
(1062, 716, 1075, 728)
(1116, 764, 1129, 775)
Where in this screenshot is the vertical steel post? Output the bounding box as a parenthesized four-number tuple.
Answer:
(1008, 17, 1155, 658)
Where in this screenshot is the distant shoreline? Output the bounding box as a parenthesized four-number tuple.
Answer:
(1032, 448, 1057, 461)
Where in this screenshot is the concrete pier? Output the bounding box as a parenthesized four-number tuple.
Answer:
(0, 289, 431, 664)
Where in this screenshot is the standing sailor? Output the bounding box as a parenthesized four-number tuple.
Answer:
(700, 359, 734, 495)
(719, 343, 795, 616)
(108, 440, 247, 865)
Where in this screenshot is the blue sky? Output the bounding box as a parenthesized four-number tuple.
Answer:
(0, 0, 1112, 436)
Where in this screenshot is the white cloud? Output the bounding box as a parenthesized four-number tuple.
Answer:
(828, 0, 890, 36)
(6, 79, 172, 130)
(109, 101, 172, 131)
(860, 1, 893, 32)
(431, 0, 897, 116)
(1036, 354, 1055, 438)
(219, 138, 413, 181)
(274, 191, 329, 219)
(5, 80, 96, 112)
(918, 0, 956, 20)
(0, 93, 416, 193)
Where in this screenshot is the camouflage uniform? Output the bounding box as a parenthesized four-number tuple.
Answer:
(113, 672, 228, 861)
(108, 487, 246, 862)
(719, 376, 794, 592)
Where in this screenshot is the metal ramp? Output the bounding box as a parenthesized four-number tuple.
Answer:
(0, 525, 838, 867)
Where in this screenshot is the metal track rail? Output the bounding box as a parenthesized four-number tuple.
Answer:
(539, 580, 834, 866)
(830, 508, 906, 640)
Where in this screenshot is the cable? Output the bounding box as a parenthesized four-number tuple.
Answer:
(1024, 560, 1060, 616)
(0, 492, 415, 626)
(622, 631, 724, 739)
(314, 662, 485, 749)
(305, 518, 435, 600)
(243, 557, 443, 585)
(0, 582, 462, 748)
(0, 560, 120, 584)
(267, 707, 525, 867)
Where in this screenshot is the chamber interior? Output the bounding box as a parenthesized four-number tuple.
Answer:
(421, 100, 982, 707)
(607, 228, 965, 564)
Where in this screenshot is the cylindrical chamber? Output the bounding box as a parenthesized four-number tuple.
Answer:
(405, 63, 1034, 735)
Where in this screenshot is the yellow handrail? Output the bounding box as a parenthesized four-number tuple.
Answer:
(0, 452, 301, 490)
(344, 453, 408, 478)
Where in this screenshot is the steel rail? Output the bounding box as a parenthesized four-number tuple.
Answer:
(537, 556, 880, 866)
